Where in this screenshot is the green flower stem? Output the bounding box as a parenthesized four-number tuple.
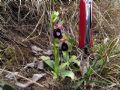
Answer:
(53, 39, 59, 78)
(65, 51, 69, 61)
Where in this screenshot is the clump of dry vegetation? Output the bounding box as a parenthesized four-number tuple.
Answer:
(0, 0, 120, 90)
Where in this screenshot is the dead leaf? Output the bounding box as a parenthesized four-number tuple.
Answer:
(24, 58, 44, 70)
(37, 61, 44, 70)
(15, 73, 46, 88)
(24, 58, 37, 69)
(31, 45, 43, 55)
(16, 82, 32, 88)
(43, 50, 53, 56)
(5, 72, 18, 81)
(32, 74, 45, 81)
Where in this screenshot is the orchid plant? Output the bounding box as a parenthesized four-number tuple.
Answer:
(41, 11, 79, 80)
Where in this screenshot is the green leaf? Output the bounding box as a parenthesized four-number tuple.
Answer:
(72, 78, 84, 89)
(62, 52, 69, 61)
(93, 59, 105, 70)
(44, 59, 55, 69)
(97, 59, 104, 66)
(0, 83, 15, 90)
(3, 85, 15, 90)
(69, 55, 77, 62)
(85, 67, 93, 77)
(68, 38, 75, 52)
(52, 71, 58, 79)
(68, 47, 72, 52)
(0, 83, 5, 88)
(68, 38, 75, 44)
(41, 56, 55, 69)
(40, 56, 50, 61)
(59, 62, 69, 70)
(61, 70, 75, 80)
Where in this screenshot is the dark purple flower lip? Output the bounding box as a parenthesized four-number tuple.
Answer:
(53, 28, 63, 39)
(61, 42, 68, 51)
